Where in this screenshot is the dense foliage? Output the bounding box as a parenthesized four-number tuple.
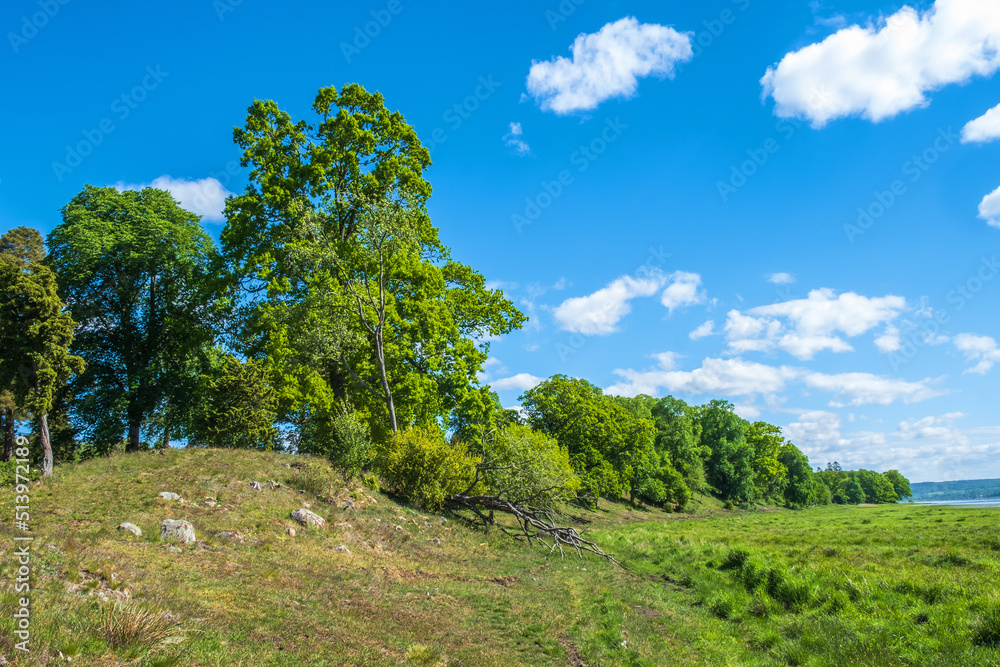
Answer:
(0, 84, 911, 516)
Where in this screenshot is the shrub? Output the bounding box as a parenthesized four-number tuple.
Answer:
(374, 426, 477, 510)
(301, 399, 372, 480)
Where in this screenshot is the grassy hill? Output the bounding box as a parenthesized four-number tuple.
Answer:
(1, 449, 999, 666)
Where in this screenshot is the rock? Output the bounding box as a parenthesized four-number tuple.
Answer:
(290, 509, 326, 529)
(160, 519, 196, 545)
(395, 525, 404, 532)
(217, 530, 244, 543)
(288, 528, 296, 537)
(438, 517, 447, 524)
(250, 481, 261, 491)
(430, 537, 441, 545)
(334, 545, 352, 555)
(159, 492, 183, 502)
(118, 522, 143, 537)
(342, 499, 355, 509)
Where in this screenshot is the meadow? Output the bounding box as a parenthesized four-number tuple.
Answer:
(1, 449, 998, 666)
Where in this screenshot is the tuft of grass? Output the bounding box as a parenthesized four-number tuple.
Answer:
(99, 601, 177, 650)
(407, 643, 445, 665)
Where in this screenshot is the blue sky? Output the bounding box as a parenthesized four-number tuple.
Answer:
(2, 0, 999, 482)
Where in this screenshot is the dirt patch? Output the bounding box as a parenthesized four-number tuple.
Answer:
(559, 635, 589, 667)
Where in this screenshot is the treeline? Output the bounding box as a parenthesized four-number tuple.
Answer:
(0, 84, 909, 529)
(909, 478, 1000, 502)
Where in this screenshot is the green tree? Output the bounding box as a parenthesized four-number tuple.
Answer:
(48, 186, 219, 453)
(778, 442, 817, 508)
(188, 352, 279, 450)
(745, 421, 789, 500)
(299, 398, 372, 480)
(883, 469, 912, 500)
(700, 401, 754, 504)
(221, 84, 524, 442)
(650, 395, 708, 491)
(0, 227, 47, 462)
(0, 255, 83, 476)
(521, 376, 655, 506)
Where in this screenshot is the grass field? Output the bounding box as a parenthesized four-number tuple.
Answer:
(1, 449, 998, 666)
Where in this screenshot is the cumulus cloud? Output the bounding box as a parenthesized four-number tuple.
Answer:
(605, 355, 801, 398)
(804, 371, 944, 406)
(761, 0, 1000, 127)
(553, 272, 665, 335)
(503, 122, 531, 156)
(115, 175, 233, 222)
(898, 412, 969, 443)
(491, 373, 545, 392)
(979, 185, 1000, 228)
(874, 325, 903, 353)
(724, 289, 906, 359)
(660, 271, 706, 313)
(767, 272, 796, 284)
(689, 320, 716, 340)
(527, 17, 693, 114)
(606, 353, 942, 406)
(962, 102, 1000, 143)
(955, 333, 1000, 373)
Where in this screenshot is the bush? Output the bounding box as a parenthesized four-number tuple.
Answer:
(99, 601, 176, 649)
(301, 399, 372, 480)
(374, 426, 477, 510)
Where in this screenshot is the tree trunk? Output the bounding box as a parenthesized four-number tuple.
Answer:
(161, 418, 171, 450)
(2, 408, 14, 462)
(127, 421, 141, 453)
(374, 338, 397, 433)
(39, 413, 53, 477)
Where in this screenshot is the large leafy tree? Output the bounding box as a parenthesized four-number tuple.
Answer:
(0, 227, 47, 462)
(700, 400, 754, 504)
(48, 186, 219, 452)
(882, 469, 912, 500)
(745, 421, 789, 500)
(0, 242, 82, 476)
(650, 395, 708, 491)
(521, 376, 656, 506)
(221, 84, 524, 441)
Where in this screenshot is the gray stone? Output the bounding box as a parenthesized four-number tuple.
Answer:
(159, 492, 183, 502)
(216, 530, 244, 543)
(160, 519, 196, 544)
(334, 545, 352, 555)
(118, 522, 143, 537)
(250, 481, 261, 491)
(290, 509, 327, 529)
(342, 499, 355, 509)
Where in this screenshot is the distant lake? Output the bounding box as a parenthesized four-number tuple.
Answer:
(911, 499, 1000, 508)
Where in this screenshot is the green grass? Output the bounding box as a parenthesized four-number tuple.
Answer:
(0, 449, 997, 666)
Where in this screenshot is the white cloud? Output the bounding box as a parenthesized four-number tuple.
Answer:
(491, 373, 545, 392)
(527, 16, 693, 114)
(784, 410, 848, 449)
(898, 413, 969, 443)
(804, 371, 944, 406)
(606, 355, 801, 398)
(553, 272, 665, 335)
(875, 325, 902, 353)
(761, 0, 1000, 127)
(503, 122, 531, 156)
(962, 102, 1000, 143)
(689, 320, 716, 340)
(767, 272, 796, 284)
(660, 271, 706, 313)
(116, 175, 233, 222)
(955, 333, 1000, 373)
(978, 184, 1000, 228)
(725, 289, 906, 359)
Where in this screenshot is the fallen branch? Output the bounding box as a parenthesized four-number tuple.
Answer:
(447, 494, 621, 566)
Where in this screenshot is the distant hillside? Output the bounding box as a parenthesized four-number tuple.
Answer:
(909, 478, 1000, 501)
